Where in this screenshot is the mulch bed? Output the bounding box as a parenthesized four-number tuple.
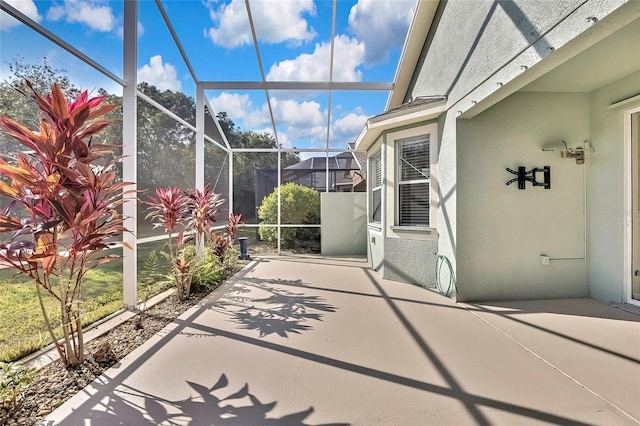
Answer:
(1, 288, 212, 426)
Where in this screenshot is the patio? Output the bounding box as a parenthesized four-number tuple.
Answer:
(46, 255, 640, 425)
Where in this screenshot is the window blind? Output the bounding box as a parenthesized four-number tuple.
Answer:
(370, 152, 382, 223)
(397, 136, 429, 226)
(400, 136, 429, 181)
(399, 182, 429, 225)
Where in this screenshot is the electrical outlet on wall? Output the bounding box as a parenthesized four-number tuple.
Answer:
(540, 255, 550, 266)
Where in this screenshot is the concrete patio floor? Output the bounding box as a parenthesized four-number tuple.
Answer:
(47, 256, 640, 425)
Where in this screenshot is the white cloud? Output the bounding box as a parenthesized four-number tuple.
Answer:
(332, 112, 368, 138)
(255, 126, 293, 149)
(270, 98, 323, 127)
(348, 0, 414, 65)
(267, 35, 365, 81)
(46, 0, 116, 32)
(275, 131, 293, 149)
(208, 92, 368, 149)
(0, 0, 41, 31)
(209, 92, 268, 127)
(138, 55, 182, 92)
(205, 0, 316, 48)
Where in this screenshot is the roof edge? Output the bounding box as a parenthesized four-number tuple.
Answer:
(354, 98, 446, 152)
(387, 0, 441, 110)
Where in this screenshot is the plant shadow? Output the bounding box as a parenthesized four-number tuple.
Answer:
(210, 278, 337, 338)
(58, 372, 348, 426)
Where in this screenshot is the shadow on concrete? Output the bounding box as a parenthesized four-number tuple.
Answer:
(180, 320, 592, 426)
(209, 278, 337, 338)
(466, 301, 640, 365)
(63, 372, 347, 426)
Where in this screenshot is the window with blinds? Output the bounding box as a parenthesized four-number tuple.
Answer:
(397, 135, 430, 226)
(370, 152, 382, 223)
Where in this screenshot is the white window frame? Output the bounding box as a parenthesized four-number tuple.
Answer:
(396, 135, 430, 227)
(370, 151, 382, 225)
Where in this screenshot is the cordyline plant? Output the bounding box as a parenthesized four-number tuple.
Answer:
(145, 185, 237, 300)
(0, 81, 132, 367)
(145, 187, 191, 300)
(210, 213, 242, 260)
(185, 185, 224, 255)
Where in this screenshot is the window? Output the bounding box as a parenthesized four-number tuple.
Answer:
(370, 151, 382, 223)
(397, 136, 430, 226)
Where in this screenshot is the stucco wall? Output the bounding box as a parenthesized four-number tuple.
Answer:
(383, 238, 438, 287)
(320, 193, 367, 256)
(588, 72, 640, 303)
(456, 91, 590, 301)
(408, 0, 625, 107)
(435, 112, 458, 297)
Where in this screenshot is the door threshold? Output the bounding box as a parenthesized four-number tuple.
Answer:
(611, 302, 640, 316)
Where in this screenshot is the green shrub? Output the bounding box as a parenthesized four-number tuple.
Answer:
(257, 183, 320, 248)
(0, 362, 34, 409)
(179, 245, 225, 291)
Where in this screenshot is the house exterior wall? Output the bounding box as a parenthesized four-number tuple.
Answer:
(382, 124, 439, 287)
(588, 72, 640, 303)
(408, 0, 626, 106)
(434, 111, 458, 296)
(383, 238, 437, 287)
(457, 91, 590, 301)
(401, 0, 632, 301)
(320, 192, 367, 256)
(360, 0, 636, 300)
(365, 125, 440, 287)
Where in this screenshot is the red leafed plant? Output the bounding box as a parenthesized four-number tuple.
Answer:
(145, 186, 239, 300)
(210, 214, 242, 260)
(185, 184, 224, 252)
(0, 81, 133, 367)
(144, 186, 193, 299)
(145, 184, 226, 300)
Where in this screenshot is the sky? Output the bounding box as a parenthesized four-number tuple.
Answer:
(0, 0, 416, 150)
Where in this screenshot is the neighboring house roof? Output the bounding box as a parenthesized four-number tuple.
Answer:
(285, 153, 361, 171)
(354, 96, 447, 151)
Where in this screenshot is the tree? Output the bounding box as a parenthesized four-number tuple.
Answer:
(0, 57, 80, 157)
(1, 58, 302, 227)
(0, 83, 132, 367)
(218, 113, 300, 222)
(257, 183, 320, 248)
(136, 83, 196, 194)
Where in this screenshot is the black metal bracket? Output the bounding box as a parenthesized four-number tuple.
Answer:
(506, 166, 550, 190)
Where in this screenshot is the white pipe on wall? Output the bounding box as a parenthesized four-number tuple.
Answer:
(549, 141, 589, 262)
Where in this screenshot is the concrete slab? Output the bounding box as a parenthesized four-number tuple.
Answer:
(461, 298, 640, 423)
(46, 256, 640, 425)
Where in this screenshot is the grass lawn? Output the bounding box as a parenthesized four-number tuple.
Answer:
(0, 242, 172, 363)
(0, 229, 307, 363)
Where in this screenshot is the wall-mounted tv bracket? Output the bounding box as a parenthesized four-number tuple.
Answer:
(506, 166, 550, 190)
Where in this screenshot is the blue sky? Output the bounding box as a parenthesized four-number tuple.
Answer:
(1, 0, 416, 149)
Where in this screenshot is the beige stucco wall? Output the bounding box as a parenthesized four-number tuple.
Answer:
(456, 91, 591, 301)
